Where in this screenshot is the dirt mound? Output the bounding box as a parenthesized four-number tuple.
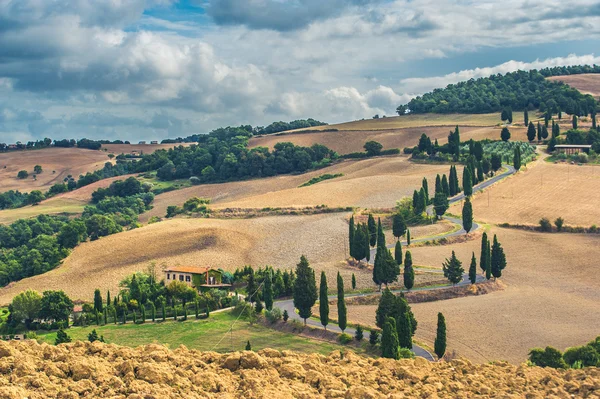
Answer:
(0, 340, 598, 398)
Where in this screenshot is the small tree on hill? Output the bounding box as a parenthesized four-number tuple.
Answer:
(348, 215, 355, 256)
(381, 317, 400, 359)
(245, 340, 252, 351)
(462, 167, 473, 197)
(264, 269, 274, 311)
(462, 197, 473, 234)
(469, 252, 477, 284)
(394, 240, 402, 266)
(293, 255, 318, 325)
(485, 241, 492, 280)
(368, 214, 377, 247)
(480, 233, 488, 274)
(513, 146, 521, 171)
(319, 271, 329, 330)
(490, 235, 507, 279)
(501, 127, 511, 142)
(527, 122, 536, 142)
(433, 191, 449, 219)
(573, 115, 578, 129)
(369, 330, 379, 346)
(337, 272, 347, 332)
(406, 229, 411, 246)
(55, 329, 71, 345)
(364, 141, 383, 156)
(403, 251, 414, 290)
(351, 273, 356, 290)
(88, 329, 99, 343)
(392, 213, 406, 240)
(355, 325, 364, 341)
(554, 217, 564, 232)
(443, 251, 464, 285)
(434, 312, 447, 360)
(396, 310, 412, 349)
(524, 109, 529, 126)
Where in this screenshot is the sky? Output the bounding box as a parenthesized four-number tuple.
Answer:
(1, 0, 600, 143)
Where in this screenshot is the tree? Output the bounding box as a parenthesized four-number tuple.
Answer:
(369, 330, 379, 346)
(554, 217, 564, 232)
(376, 218, 385, 249)
(442, 251, 464, 285)
(501, 109, 508, 122)
(527, 122, 536, 142)
(245, 340, 252, 351)
(364, 141, 383, 156)
(381, 317, 400, 359)
(55, 329, 71, 345)
(473, 141, 484, 162)
(375, 288, 396, 328)
(40, 290, 74, 323)
(34, 165, 43, 174)
(348, 215, 355, 257)
(88, 329, 100, 343)
(355, 325, 364, 341)
(469, 252, 477, 284)
(541, 125, 549, 140)
(254, 301, 263, 314)
(537, 122, 542, 141)
(524, 109, 529, 126)
(352, 273, 356, 290)
(433, 191, 449, 218)
(462, 197, 473, 234)
(462, 167, 473, 196)
(435, 174, 442, 195)
(441, 174, 450, 197)
(396, 309, 412, 349)
(246, 268, 257, 302)
(573, 115, 578, 129)
(10, 290, 42, 328)
(422, 177, 429, 202)
(490, 235, 507, 278)
(367, 214, 376, 247)
(434, 313, 447, 359)
(485, 241, 492, 280)
(501, 127, 511, 142)
(529, 347, 567, 369)
(293, 255, 318, 325)
(406, 229, 411, 246)
(403, 251, 414, 290)
(93, 289, 103, 313)
(336, 272, 348, 332)
(17, 170, 28, 179)
(418, 187, 427, 213)
(394, 240, 403, 266)
(319, 271, 329, 330)
(264, 270, 274, 311)
(448, 166, 456, 196)
(513, 146, 521, 171)
(106, 290, 111, 309)
(392, 213, 406, 240)
(491, 153, 502, 172)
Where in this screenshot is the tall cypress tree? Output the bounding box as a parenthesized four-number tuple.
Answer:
(352, 273, 356, 290)
(392, 213, 406, 240)
(319, 271, 329, 330)
(337, 272, 347, 332)
(491, 235, 507, 278)
(435, 174, 442, 195)
(462, 167, 473, 196)
(348, 215, 355, 257)
(293, 255, 318, 325)
(246, 268, 257, 302)
(442, 174, 450, 197)
(453, 165, 460, 195)
(524, 109, 529, 126)
(434, 312, 447, 360)
(527, 121, 536, 142)
(513, 146, 522, 171)
(573, 115, 578, 129)
(367, 214, 377, 247)
(396, 309, 412, 349)
(403, 251, 414, 290)
(537, 121, 542, 141)
(480, 232, 488, 274)
(93, 289, 103, 313)
(406, 229, 411, 246)
(373, 246, 384, 290)
(394, 240, 403, 266)
(264, 269, 274, 311)
(106, 290, 111, 309)
(448, 166, 456, 196)
(381, 317, 400, 359)
(418, 187, 427, 212)
(375, 288, 395, 328)
(376, 218, 385, 249)
(469, 252, 477, 284)
(422, 177, 429, 202)
(462, 197, 473, 234)
(364, 223, 371, 263)
(485, 241, 492, 280)
(412, 190, 420, 212)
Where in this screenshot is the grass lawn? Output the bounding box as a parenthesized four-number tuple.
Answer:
(36, 311, 354, 355)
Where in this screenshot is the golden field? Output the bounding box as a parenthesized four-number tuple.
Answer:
(547, 73, 600, 99)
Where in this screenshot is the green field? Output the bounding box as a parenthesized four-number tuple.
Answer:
(35, 311, 357, 354)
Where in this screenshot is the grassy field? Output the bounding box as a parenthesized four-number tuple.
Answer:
(0, 147, 110, 193)
(547, 73, 600, 98)
(35, 311, 351, 355)
(450, 159, 600, 226)
(0, 197, 86, 225)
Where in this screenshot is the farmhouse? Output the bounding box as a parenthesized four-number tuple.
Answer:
(554, 144, 592, 155)
(164, 266, 230, 292)
(150, 140, 158, 144)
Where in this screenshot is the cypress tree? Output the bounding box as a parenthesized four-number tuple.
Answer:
(264, 269, 274, 311)
(396, 309, 412, 349)
(392, 213, 406, 240)
(443, 251, 464, 285)
(349, 215, 355, 257)
(352, 223, 368, 261)
(337, 272, 347, 332)
(106, 290, 111, 309)
(448, 166, 456, 196)
(94, 289, 103, 313)
(381, 317, 400, 359)
(524, 109, 529, 126)
(434, 191, 449, 218)
(245, 340, 252, 351)
(537, 122, 542, 141)
(513, 146, 521, 171)
(527, 122, 536, 142)
(367, 214, 377, 247)
(592, 112, 597, 130)
(376, 218, 385, 249)
(103, 308, 108, 325)
(453, 165, 460, 194)
(133, 311, 137, 324)
(406, 229, 411, 246)
(151, 302, 156, 322)
(141, 306, 146, 323)
(477, 161, 484, 182)
(403, 251, 414, 290)
(485, 241, 492, 280)
(542, 125, 549, 139)
(254, 300, 263, 314)
(352, 273, 356, 290)
(319, 271, 329, 330)
(441, 174, 450, 197)
(480, 232, 488, 274)
(500, 127, 511, 141)
(462, 197, 473, 234)
(373, 246, 384, 290)
(246, 268, 257, 302)
(293, 255, 318, 325)
(412, 190, 420, 212)
(376, 288, 396, 328)
(573, 115, 578, 129)
(355, 325, 364, 341)
(422, 177, 429, 202)
(394, 240, 403, 266)
(162, 301, 166, 321)
(55, 329, 71, 345)
(418, 187, 427, 212)
(491, 235, 507, 278)
(435, 174, 442, 195)
(364, 225, 371, 263)
(434, 312, 447, 360)
(469, 252, 477, 284)
(462, 167, 473, 196)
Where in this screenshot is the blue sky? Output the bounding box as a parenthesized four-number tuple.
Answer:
(0, 0, 599, 143)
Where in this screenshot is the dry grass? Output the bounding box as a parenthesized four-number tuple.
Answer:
(547, 73, 600, 98)
(141, 157, 462, 222)
(0, 148, 110, 193)
(344, 227, 600, 364)
(450, 160, 600, 226)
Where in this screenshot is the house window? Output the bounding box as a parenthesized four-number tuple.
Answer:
(186, 275, 191, 282)
(166, 273, 170, 280)
(179, 275, 184, 281)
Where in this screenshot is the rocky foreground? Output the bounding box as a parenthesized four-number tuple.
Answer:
(0, 340, 598, 398)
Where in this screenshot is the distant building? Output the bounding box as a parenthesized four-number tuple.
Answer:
(554, 144, 591, 155)
(164, 266, 230, 292)
(7, 144, 17, 149)
(138, 141, 146, 145)
(150, 140, 158, 144)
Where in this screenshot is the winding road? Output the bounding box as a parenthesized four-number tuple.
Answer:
(276, 164, 516, 360)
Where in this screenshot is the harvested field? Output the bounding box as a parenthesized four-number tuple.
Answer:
(547, 73, 600, 98)
(0, 147, 109, 192)
(0, 213, 364, 304)
(142, 157, 463, 222)
(450, 160, 600, 226)
(3, 340, 598, 399)
(344, 227, 600, 363)
(250, 126, 513, 155)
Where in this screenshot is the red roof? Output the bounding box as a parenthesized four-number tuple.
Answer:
(164, 266, 213, 274)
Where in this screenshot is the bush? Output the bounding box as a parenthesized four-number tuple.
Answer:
(554, 217, 564, 232)
(577, 153, 589, 163)
(282, 309, 289, 322)
(369, 330, 379, 345)
(355, 325, 364, 341)
(265, 307, 282, 324)
(17, 170, 28, 179)
(528, 347, 567, 368)
(338, 333, 353, 345)
(539, 218, 552, 232)
(563, 345, 600, 367)
(398, 347, 415, 359)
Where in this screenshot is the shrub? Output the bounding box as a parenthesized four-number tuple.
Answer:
(398, 348, 415, 359)
(369, 330, 379, 345)
(17, 170, 28, 179)
(265, 307, 283, 324)
(338, 333, 353, 345)
(539, 218, 552, 232)
(554, 217, 564, 232)
(528, 347, 567, 368)
(577, 153, 589, 163)
(282, 309, 289, 322)
(563, 345, 600, 367)
(355, 325, 364, 341)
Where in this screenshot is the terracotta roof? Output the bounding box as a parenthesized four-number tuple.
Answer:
(164, 266, 214, 274)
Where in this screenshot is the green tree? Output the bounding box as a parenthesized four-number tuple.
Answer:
(293, 255, 318, 325)
(106, 290, 111, 309)
(375, 288, 395, 328)
(351, 273, 356, 290)
(434, 312, 447, 359)
(34, 165, 43, 174)
(501, 127, 511, 141)
(513, 146, 522, 171)
(485, 241, 492, 280)
(88, 329, 99, 343)
(348, 215, 355, 257)
(462, 197, 473, 234)
(57, 220, 87, 248)
(40, 290, 74, 323)
(435, 174, 442, 195)
(264, 269, 274, 311)
(369, 330, 379, 346)
(433, 191, 449, 218)
(10, 290, 42, 328)
(528, 347, 567, 369)
(93, 289, 103, 313)
(376, 218, 385, 249)
(319, 271, 329, 330)
(392, 213, 406, 240)
(367, 214, 377, 247)
(403, 251, 414, 290)
(448, 165, 457, 196)
(245, 340, 252, 351)
(542, 125, 549, 139)
(524, 109, 529, 126)
(527, 121, 536, 142)
(462, 167, 473, 196)
(537, 122, 542, 141)
(443, 251, 464, 285)
(394, 240, 403, 266)
(337, 272, 347, 332)
(442, 174, 450, 197)
(490, 235, 507, 278)
(573, 115, 578, 129)
(396, 309, 412, 349)
(55, 329, 71, 345)
(17, 170, 28, 179)
(355, 325, 364, 341)
(381, 317, 400, 359)
(406, 229, 411, 246)
(246, 268, 257, 302)
(422, 177, 429, 202)
(469, 252, 477, 284)
(364, 141, 383, 156)
(480, 233, 488, 274)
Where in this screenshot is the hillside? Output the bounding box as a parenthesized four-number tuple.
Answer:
(547, 73, 600, 99)
(1, 340, 598, 398)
